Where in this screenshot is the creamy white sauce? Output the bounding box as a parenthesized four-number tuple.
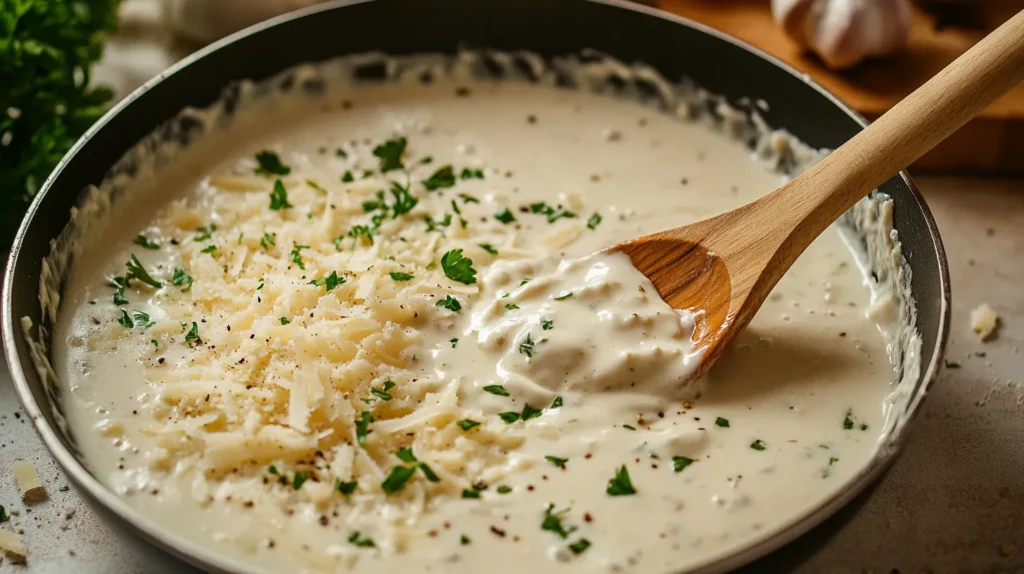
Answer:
(51, 65, 901, 574)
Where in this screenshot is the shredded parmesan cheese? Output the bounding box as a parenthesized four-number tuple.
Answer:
(970, 303, 999, 341)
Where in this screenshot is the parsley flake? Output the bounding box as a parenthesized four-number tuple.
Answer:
(460, 534, 471, 545)
(269, 179, 292, 210)
(292, 471, 309, 490)
(117, 310, 134, 328)
(673, 456, 695, 472)
(436, 295, 461, 312)
(458, 193, 480, 203)
(381, 465, 416, 494)
(309, 271, 345, 291)
(493, 208, 516, 224)
(335, 479, 357, 494)
(541, 505, 578, 539)
(167, 267, 191, 292)
(355, 411, 374, 446)
(479, 243, 498, 255)
(450, 338, 459, 348)
(541, 319, 554, 330)
(200, 244, 216, 254)
(496, 485, 512, 494)
(499, 412, 520, 424)
(289, 244, 308, 270)
(255, 150, 290, 175)
(550, 396, 563, 409)
(335, 148, 348, 158)
(389, 180, 419, 218)
(457, 419, 481, 431)
(545, 456, 568, 468)
(569, 539, 592, 554)
(341, 170, 354, 183)
(505, 303, 519, 311)
(133, 235, 159, 249)
(370, 380, 395, 402)
(715, 417, 730, 428)
(0, 506, 8, 523)
(751, 439, 766, 451)
(460, 168, 484, 180)
(422, 165, 456, 190)
(521, 403, 542, 421)
(372, 137, 407, 172)
(587, 213, 603, 230)
(184, 322, 200, 345)
(279, 317, 291, 325)
(440, 249, 477, 285)
(306, 179, 327, 195)
(193, 223, 216, 242)
(259, 232, 276, 250)
(554, 292, 573, 301)
(461, 488, 481, 499)
(483, 385, 509, 396)
(606, 465, 636, 496)
(348, 532, 376, 548)
(125, 255, 162, 289)
(518, 333, 535, 358)
(133, 312, 155, 329)
(389, 271, 414, 281)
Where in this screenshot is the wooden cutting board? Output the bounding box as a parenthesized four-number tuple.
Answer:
(653, 0, 1024, 173)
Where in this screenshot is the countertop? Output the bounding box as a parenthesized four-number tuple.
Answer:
(1, 176, 1022, 572)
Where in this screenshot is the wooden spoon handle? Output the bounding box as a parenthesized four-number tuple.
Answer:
(770, 9, 1024, 243)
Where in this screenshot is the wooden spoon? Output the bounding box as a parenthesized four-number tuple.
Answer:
(611, 10, 1024, 378)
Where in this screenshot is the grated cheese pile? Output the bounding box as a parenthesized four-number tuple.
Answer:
(96, 135, 594, 521)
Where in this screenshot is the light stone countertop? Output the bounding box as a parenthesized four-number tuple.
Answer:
(1, 176, 1022, 573)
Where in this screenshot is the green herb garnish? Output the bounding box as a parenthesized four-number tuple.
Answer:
(436, 295, 461, 312)
(125, 255, 162, 289)
(260, 232, 276, 250)
(587, 213, 602, 230)
(450, 338, 459, 348)
(460, 534, 471, 545)
(550, 396, 563, 409)
(255, 150, 290, 176)
(269, 179, 292, 210)
(133, 235, 159, 250)
(499, 412, 520, 424)
(306, 179, 327, 195)
(541, 319, 554, 330)
(372, 137, 407, 172)
(193, 223, 216, 242)
(184, 321, 199, 345)
(751, 439, 766, 451)
(279, 317, 291, 325)
(370, 380, 395, 402)
(496, 485, 512, 494)
(341, 170, 354, 183)
(0, 505, 8, 523)
(118, 310, 133, 328)
(521, 403, 542, 421)
(554, 292, 573, 301)
(389, 181, 419, 218)
(200, 245, 216, 254)
(569, 539, 591, 554)
(389, 271, 414, 281)
(545, 456, 568, 468)
(606, 465, 636, 496)
(483, 385, 509, 396)
(479, 243, 498, 255)
(335, 148, 348, 158)
(355, 411, 374, 446)
(381, 465, 416, 494)
(518, 333, 535, 358)
(541, 505, 577, 539)
(133, 311, 155, 329)
(461, 488, 481, 499)
(348, 225, 374, 246)
(292, 471, 309, 490)
(171, 267, 192, 292)
(335, 478, 357, 494)
(460, 168, 484, 180)
(440, 249, 477, 285)
(458, 419, 481, 431)
(458, 193, 479, 204)
(715, 417, 730, 428)
(505, 303, 519, 311)
(493, 208, 516, 224)
(309, 271, 345, 291)
(673, 456, 695, 472)
(289, 244, 308, 270)
(348, 532, 376, 548)
(422, 165, 456, 190)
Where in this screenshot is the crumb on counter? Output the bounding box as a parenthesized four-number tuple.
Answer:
(12, 461, 47, 505)
(0, 529, 26, 564)
(970, 303, 999, 341)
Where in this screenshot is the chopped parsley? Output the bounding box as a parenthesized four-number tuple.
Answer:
(529, 201, 576, 223)
(292, 471, 309, 490)
(569, 539, 591, 554)
(521, 403, 542, 421)
(673, 456, 695, 472)
(553, 292, 573, 301)
(829, 457, 839, 466)
(289, 244, 308, 270)
(355, 411, 374, 446)
(499, 412, 520, 424)
(370, 380, 395, 402)
(171, 267, 192, 292)
(183, 321, 200, 345)
(496, 485, 512, 494)
(450, 338, 459, 348)
(518, 333, 535, 358)
(545, 456, 568, 468)
(457, 419, 481, 431)
(278, 317, 291, 326)
(460, 534, 471, 545)
(388, 180, 419, 218)
(133, 235, 159, 249)
(606, 465, 636, 496)
(587, 213, 603, 230)
(541, 319, 554, 330)
(372, 137, 407, 172)
(0, 506, 8, 523)
(310, 270, 345, 291)
(133, 311, 155, 329)
(110, 276, 128, 305)
(460, 168, 484, 180)
(348, 225, 374, 246)
(541, 505, 577, 539)
(260, 232, 276, 250)
(550, 396, 563, 409)
(715, 417, 730, 428)
(200, 245, 216, 254)
(335, 148, 348, 158)
(436, 295, 461, 312)
(622, 424, 636, 431)
(381, 465, 416, 494)
(493, 208, 516, 224)
(479, 243, 498, 255)
(751, 439, 766, 451)
(505, 303, 520, 311)
(193, 223, 216, 242)
(118, 310, 134, 328)
(255, 150, 290, 176)
(389, 271, 414, 281)
(306, 179, 327, 195)
(392, 446, 440, 483)
(440, 249, 477, 284)
(944, 360, 961, 369)
(269, 179, 293, 210)
(348, 532, 376, 548)
(335, 479, 357, 494)
(420, 156, 433, 164)
(341, 170, 354, 183)
(422, 164, 456, 190)
(461, 488, 481, 499)
(125, 255, 162, 289)
(483, 385, 509, 396)
(458, 193, 480, 204)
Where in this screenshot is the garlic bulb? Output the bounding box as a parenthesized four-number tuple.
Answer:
(772, 0, 912, 70)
